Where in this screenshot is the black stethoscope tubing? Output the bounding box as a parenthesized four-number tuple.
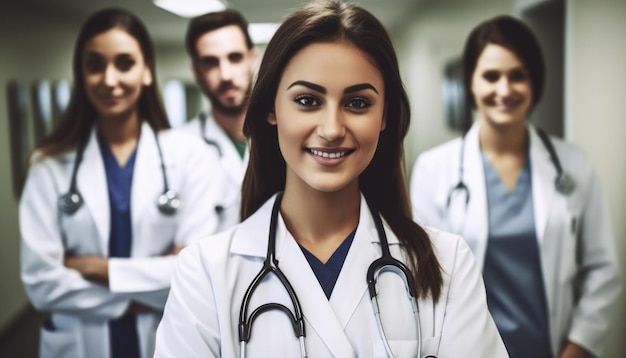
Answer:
(58, 125, 181, 216)
(447, 126, 576, 209)
(238, 192, 422, 358)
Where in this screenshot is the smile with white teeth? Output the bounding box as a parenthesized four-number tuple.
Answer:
(309, 148, 349, 159)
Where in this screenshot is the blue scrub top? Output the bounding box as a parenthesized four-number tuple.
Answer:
(481, 151, 552, 358)
(98, 136, 141, 358)
(300, 229, 357, 299)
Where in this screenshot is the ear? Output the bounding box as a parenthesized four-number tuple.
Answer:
(267, 111, 277, 126)
(142, 68, 153, 86)
(380, 114, 386, 131)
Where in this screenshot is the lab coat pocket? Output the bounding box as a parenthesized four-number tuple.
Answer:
(373, 339, 419, 358)
(39, 318, 82, 358)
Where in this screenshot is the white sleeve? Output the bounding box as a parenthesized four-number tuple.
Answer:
(567, 170, 622, 356)
(108, 137, 227, 299)
(437, 236, 509, 357)
(154, 244, 220, 357)
(20, 162, 130, 319)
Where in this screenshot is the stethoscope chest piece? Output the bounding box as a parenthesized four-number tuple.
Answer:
(555, 172, 576, 195)
(58, 191, 83, 215)
(157, 189, 180, 215)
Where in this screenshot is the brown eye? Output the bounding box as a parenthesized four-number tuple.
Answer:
(199, 57, 218, 69)
(346, 97, 371, 111)
(84, 54, 105, 73)
(115, 55, 136, 72)
(294, 94, 320, 108)
(228, 53, 244, 64)
(482, 71, 500, 83)
(509, 69, 529, 82)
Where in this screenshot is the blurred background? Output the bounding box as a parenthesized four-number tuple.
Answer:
(0, 0, 624, 356)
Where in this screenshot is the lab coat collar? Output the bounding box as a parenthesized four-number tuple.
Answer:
(77, 122, 167, 255)
(462, 121, 558, 267)
(230, 192, 399, 257)
(461, 122, 489, 265)
(528, 122, 557, 243)
(78, 127, 109, 254)
(130, 122, 167, 241)
(231, 192, 396, 357)
(202, 112, 249, 184)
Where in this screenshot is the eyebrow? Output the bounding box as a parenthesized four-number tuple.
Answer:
(287, 80, 379, 95)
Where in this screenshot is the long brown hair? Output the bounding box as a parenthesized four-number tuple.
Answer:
(34, 7, 170, 159)
(241, 0, 442, 301)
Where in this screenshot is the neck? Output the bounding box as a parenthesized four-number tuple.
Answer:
(212, 109, 246, 143)
(478, 119, 528, 155)
(96, 111, 141, 166)
(280, 182, 360, 249)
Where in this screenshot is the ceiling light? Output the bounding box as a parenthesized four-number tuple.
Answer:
(154, 0, 226, 18)
(249, 23, 280, 45)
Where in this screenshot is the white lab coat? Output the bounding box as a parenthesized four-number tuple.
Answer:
(154, 193, 508, 357)
(20, 122, 227, 358)
(180, 113, 249, 231)
(410, 122, 622, 357)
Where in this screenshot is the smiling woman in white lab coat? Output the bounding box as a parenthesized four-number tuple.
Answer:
(410, 16, 621, 358)
(154, 2, 507, 357)
(19, 8, 225, 358)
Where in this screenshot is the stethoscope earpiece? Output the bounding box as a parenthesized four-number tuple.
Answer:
(555, 172, 576, 195)
(58, 191, 84, 215)
(157, 189, 181, 216)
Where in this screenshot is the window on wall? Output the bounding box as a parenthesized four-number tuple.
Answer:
(6, 80, 29, 198)
(162, 79, 206, 127)
(443, 57, 472, 134)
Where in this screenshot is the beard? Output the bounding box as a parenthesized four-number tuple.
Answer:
(204, 80, 251, 116)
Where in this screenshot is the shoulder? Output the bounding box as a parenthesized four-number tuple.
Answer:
(157, 128, 219, 163)
(413, 138, 462, 172)
(25, 149, 74, 177)
(548, 136, 591, 168)
(424, 226, 475, 277)
(182, 225, 239, 266)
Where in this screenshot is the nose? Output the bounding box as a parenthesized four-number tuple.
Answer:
(318, 107, 346, 142)
(496, 77, 512, 96)
(219, 62, 233, 81)
(103, 64, 118, 87)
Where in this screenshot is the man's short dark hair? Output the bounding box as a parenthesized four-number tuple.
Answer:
(185, 9, 254, 58)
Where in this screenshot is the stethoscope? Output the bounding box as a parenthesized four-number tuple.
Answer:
(199, 112, 223, 158)
(447, 127, 576, 210)
(58, 125, 181, 216)
(238, 193, 423, 358)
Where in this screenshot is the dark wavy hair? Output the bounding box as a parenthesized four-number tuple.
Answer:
(185, 9, 253, 59)
(35, 7, 169, 158)
(240, 0, 442, 301)
(463, 15, 545, 109)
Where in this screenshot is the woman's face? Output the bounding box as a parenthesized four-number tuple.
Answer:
(269, 41, 386, 195)
(471, 43, 533, 127)
(81, 28, 152, 120)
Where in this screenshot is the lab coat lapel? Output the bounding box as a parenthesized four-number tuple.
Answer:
(328, 195, 378, 329)
(276, 217, 357, 357)
(131, 123, 161, 235)
(78, 128, 110, 255)
(205, 114, 248, 185)
(528, 124, 557, 244)
(462, 123, 489, 268)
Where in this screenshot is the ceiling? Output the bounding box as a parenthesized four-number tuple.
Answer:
(3, 0, 424, 45)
